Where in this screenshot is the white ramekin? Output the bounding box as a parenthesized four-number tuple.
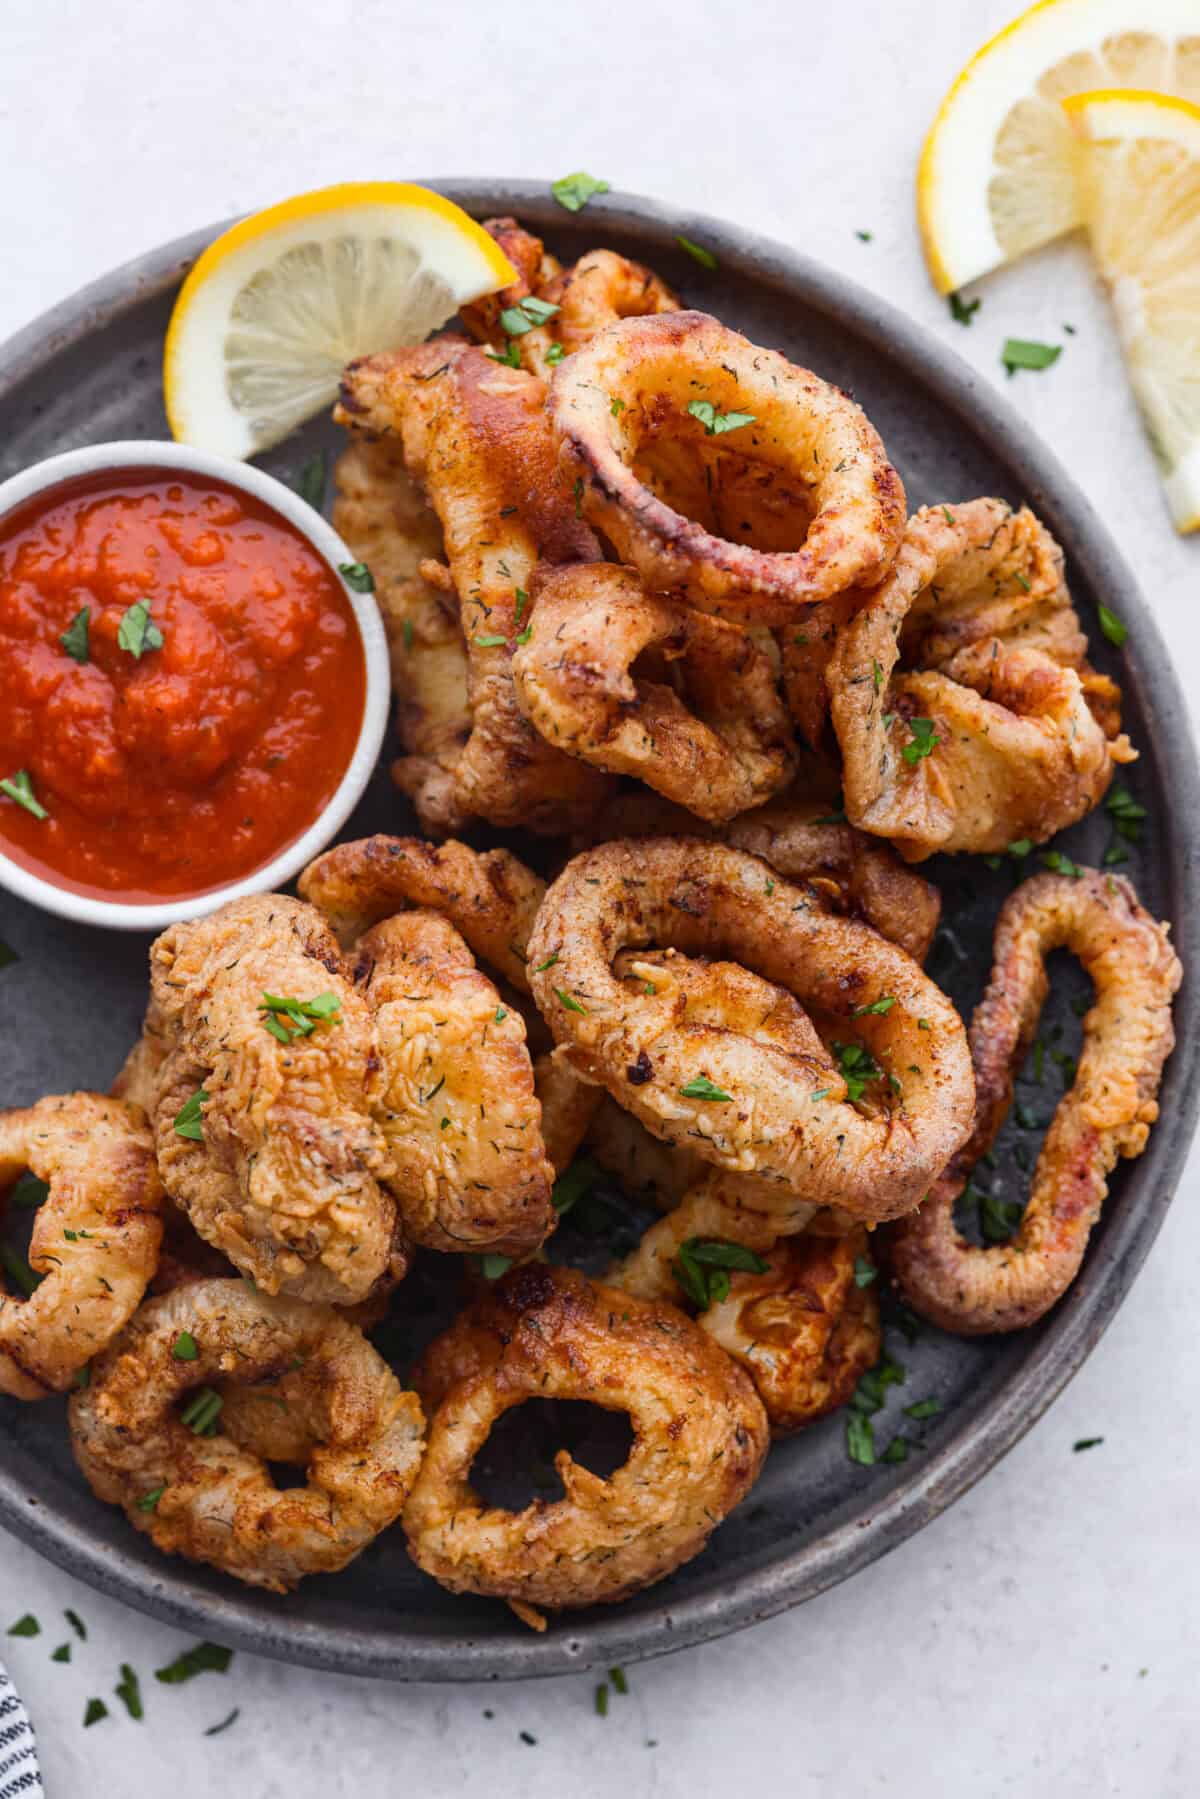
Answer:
(0, 439, 390, 931)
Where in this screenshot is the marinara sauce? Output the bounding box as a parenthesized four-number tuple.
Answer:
(0, 470, 366, 901)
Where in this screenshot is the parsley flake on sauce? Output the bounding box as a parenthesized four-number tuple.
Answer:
(551, 171, 610, 212)
(0, 769, 48, 820)
(117, 599, 164, 659)
(60, 606, 90, 662)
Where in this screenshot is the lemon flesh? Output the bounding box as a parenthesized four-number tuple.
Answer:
(919, 0, 1200, 294)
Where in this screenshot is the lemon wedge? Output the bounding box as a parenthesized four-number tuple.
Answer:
(164, 182, 517, 458)
(918, 0, 1200, 295)
(1066, 89, 1200, 531)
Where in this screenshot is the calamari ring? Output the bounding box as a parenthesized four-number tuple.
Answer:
(70, 1280, 425, 1591)
(512, 562, 796, 822)
(300, 834, 545, 992)
(889, 871, 1180, 1334)
(828, 501, 1135, 861)
(549, 310, 906, 622)
(526, 838, 973, 1221)
(151, 894, 400, 1306)
(576, 787, 941, 964)
(353, 910, 554, 1256)
(403, 1262, 767, 1610)
(0, 1095, 163, 1400)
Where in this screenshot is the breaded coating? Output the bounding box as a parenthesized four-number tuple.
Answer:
(404, 1263, 767, 1611)
(70, 1279, 424, 1591)
(0, 1095, 163, 1399)
(151, 894, 400, 1306)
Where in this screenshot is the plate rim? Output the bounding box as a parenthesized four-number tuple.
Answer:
(1, 178, 1197, 1682)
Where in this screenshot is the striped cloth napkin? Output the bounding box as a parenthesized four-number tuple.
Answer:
(0, 1663, 41, 1797)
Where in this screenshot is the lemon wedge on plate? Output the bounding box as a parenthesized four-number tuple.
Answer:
(918, 0, 1200, 295)
(164, 182, 517, 458)
(1066, 89, 1200, 531)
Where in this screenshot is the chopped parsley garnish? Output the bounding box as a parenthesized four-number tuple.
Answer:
(595, 1683, 609, 1717)
(852, 994, 895, 1017)
(853, 1256, 877, 1288)
(138, 1484, 166, 1512)
(0, 938, 16, 969)
(1008, 838, 1033, 859)
(258, 991, 341, 1044)
(687, 400, 755, 436)
(513, 588, 529, 627)
(401, 617, 414, 652)
(1073, 1436, 1104, 1452)
(65, 1608, 87, 1641)
(551, 987, 584, 1014)
(154, 1642, 234, 1685)
(609, 1665, 629, 1695)
(545, 343, 565, 366)
(60, 606, 90, 662)
(948, 291, 981, 326)
(942, 507, 956, 524)
(172, 1330, 199, 1362)
(832, 1041, 883, 1105)
(532, 953, 558, 973)
(573, 477, 584, 518)
(84, 1698, 109, 1728)
(881, 1436, 910, 1463)
(676, 234, 718, 270)
(51, 1642, 71, 1663)
(338, 562, 375, 593)
(486, 339, 522, 368)
(500, 296, 560, 336)
(205, 1709, 241, 1737)
(180, 1388, 224, 1437)
(678, 1075, 732, 1102)
(115, 1664, 144, 1721)
(904, 1397, 941, 1421)
(11, 1171, 49, 1210)
(551, 1156, 600, 1217)
(473, 632, 508, 647)
(0, 769, 48, 819)
(8, 1613, 40, 1637)
(1001, 337, 1062, 376)
(610, 396, 626, 416)
(173, 1089, 208, 1141)
(851, 1351, 906, 1415)
(855, 229, 873, 243)
(1098, 604, 1127, 648)
(846, 1411, 875, 1465)
(673, 1237, 768, 1309)
(551, 171, 610, 212)
(479, 1253, 512, 1281)
(117, 599, 164, 659)
(1, 1241, 43, 1298)
(519, 1730, 538, 1746)
(493, 1006, 507, 1024)
(296, 453, 326, 510)
(901, 718, 939, 765)
(1041, 850, 1080, 878)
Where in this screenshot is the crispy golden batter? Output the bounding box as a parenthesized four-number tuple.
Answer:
(0, 1095, 163, 1399)
(353, 910, 554, 1256)
(300, 833, 545, 991)
(458, 217, 563, 346)
(550, 311, 906, 622)
(528, 839, 973, 1221)
(577, 787, 941, 963)
(534, 1047, 601, 1173)
(699, 1225, 881, 1435)
(337, 336, 614, 832)
(827, 501, 1135, 860)
(586, 1094, 706, 1208)
(151, 895, 401, 1306)
(332, 434, 472, 833)
(111, 1004, 170, 1116)
(889, 871, 1180, 1333)
(512, 562, 796, 821)
(403, 1263, 767, 1611)
(70, 1280, 425, 1591)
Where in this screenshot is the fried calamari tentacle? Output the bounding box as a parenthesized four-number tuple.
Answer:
(828, 501, 1135, 861)
(889, 871, 1180, 1334)
(337, 337, 614, 833)
(332, 434, 472, 834)
(458, 217, 562, 345)
(699, 1224, 881, 1436)
(550, 310, 906, 622)
(353, 910, 554, 1256)
(151, 895, 400, 1306)
(512, 562, 796, 822)
(70, 1280, 425, 1591)
(403, 1263, 767, 1611)
(300, 834, 545, 992)
(0, 1095, 163, 1400)
(527, 838, 973, 1221)
(575, 787, 940, 964)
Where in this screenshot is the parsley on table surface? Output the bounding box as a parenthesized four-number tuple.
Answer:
(948, 291, 981, 325)
(83, 1698, 108, 1728)
(205, 1709, 241, 1737)
(115, 1664, 144, 1721)
(154, 1642, 234, 1685)
(1074, 1436, 1104, 1452)
(7, 1613, 40, 1637)
(1001, 337, 1062, 375)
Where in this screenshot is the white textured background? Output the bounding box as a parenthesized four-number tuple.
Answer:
(2, 0, 1199, 1793)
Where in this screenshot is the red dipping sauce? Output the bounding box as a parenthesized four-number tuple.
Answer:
(0, 470, 366, 902)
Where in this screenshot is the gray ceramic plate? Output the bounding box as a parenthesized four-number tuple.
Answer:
(0, 183, 1196, 1683)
